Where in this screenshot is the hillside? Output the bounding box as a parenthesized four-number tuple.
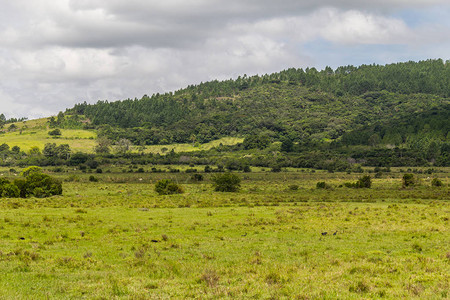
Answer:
(66, 59, 449, 147)
(1, 59, 449, 168)
(0, 118, 97, 153)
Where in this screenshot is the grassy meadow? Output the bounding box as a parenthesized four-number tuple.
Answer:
(0, 117, 243, 155)
(0, 168, 449, 299)
(0, 118, 97, 153)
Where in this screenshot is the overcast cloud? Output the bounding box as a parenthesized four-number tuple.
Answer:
(0, 0, 449, 118)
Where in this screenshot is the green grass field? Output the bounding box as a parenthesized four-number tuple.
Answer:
(0, 170, 449, 299)
(0, 118, 243, 155)
(0, 118, 97, 153)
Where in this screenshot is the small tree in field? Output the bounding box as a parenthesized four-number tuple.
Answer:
(402, 173, 415, 188)
(155, 179, 183, 195)
(431, 178, 443, 187)
(356, 175, 372, 188)
(211, 173, 241, 192)
(1, 166, 62, 198)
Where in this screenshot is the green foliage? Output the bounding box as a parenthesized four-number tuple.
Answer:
(343, 175, 372, 188)
(191, 174, 204, 182)
(316, 181, 331, 189)
(95, 137, 112, 154)
(55, 59, 449, 167)
(402, 173, 415, 187)
(20, 166, 43, 177)
(0, 143, 10, 152)
(356, 175, 372, 188)
(68, 152, 89, 166)
(48, 129, 62, 136)
(43, 143, 71, 159)
(211, 173, 241, 192)
(243, 135, 271, 150)
(1, 167, 62, 198)
(1, 182, 20, 197)
(22, 172, 63, 197)
(431, 178, 443, 187)
(154, 179, 184, 195)
(66, 59, 449, 148)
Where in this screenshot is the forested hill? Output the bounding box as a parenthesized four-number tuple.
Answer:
(66, 59, 449, 147)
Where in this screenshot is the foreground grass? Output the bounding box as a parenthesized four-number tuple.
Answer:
(0, 174, 449, 299)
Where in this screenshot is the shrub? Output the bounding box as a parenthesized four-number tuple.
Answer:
(89, 175, 98, 182)
(191, 174, 204, 182)
(24, 172, 63, 197)
(20, 166, 43, 177)
(316, 182, 331, 189)
(48, 129, 61, 136)
(1, 183, 20, 198)
(356, 175, 372, 188)
(155, 179, 184, 195)
(402, 173, 415, 188)
(271, 165, 282, 172)
(344, 182, 356, 188)
(1, 167, 61, 198)
(86, 160, 99, 169)
(211, 173, 241, 192)
(431, 178, 443, 187)
(288, 184, 299, 191)
(343, 176, 372, 189)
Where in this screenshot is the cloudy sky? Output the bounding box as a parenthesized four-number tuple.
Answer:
(1, 0, 449, 119)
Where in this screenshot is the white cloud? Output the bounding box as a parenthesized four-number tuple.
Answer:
(0, 0, 448, 118)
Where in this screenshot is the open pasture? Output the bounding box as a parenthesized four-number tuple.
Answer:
(0, 170, 449, 299)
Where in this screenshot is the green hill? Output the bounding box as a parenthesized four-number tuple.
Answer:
(66, 59, 449, 147)
(1, 59, 449, 168)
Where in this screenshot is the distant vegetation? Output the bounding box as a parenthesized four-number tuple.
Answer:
(1, 59, 449, 170)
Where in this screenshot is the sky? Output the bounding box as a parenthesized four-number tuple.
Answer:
(0, 0, 449, 119)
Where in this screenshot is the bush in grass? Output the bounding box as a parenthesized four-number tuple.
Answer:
(1, 183, 20, 198)
(191, 174, 204, 182)
(23, 172, 63, 197)
(316, 181, 331, 189)
(48, 129, 61, 136)
(356, 175, 372, 188)
(89, 175, 98, 182)
(343, 175, 372, 189)
(431, 178, 443, 187)
(20, 166, 43, 177)
(402, 173, 415, 187)
(155, 179, 184, 195)
(288, 184, 299, 191)
(1, 167, 62, 198)
(211, 173, 241, 192)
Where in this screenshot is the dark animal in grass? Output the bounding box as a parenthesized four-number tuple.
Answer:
(321, 232, 327, 236)
(19, 237, 25, 240)
(333, 231, 337, 235)
(151, 239, 160, 243)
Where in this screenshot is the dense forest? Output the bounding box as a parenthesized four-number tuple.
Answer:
(67, 59, 448, 144)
